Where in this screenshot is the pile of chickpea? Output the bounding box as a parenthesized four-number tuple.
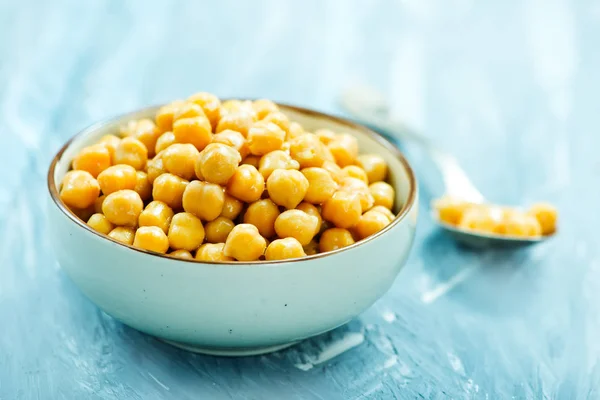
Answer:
(59, 94, 398, 261)
(433, 196, 558, 238)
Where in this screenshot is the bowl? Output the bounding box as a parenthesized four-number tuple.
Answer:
(46, 103, 419, 356)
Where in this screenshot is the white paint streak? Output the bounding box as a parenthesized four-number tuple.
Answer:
(294, 332, 365, 371)
(381, 310, 397, 323)
(383, 356, 398, 369)
(447, 352, 466, 376)
(421, 265, 477, 304)
(148, 372, 170, 391)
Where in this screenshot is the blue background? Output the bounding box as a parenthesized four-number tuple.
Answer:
(1, 0, 599, 398)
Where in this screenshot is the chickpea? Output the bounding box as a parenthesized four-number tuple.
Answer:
(223, 224, 267, 261)
(247, 121, 286, 156)
(357, 154, 388, 183)
(432, 196, 472, 226)
(303, 239, 319, 255)
(339, 177, 374, 212)
(328, 134, 358, 167)
(321, 191, 362, 229)
(134, 171, 152, 201)
(289, 134, 328, 168)
(196, 243, 234, 262)
(314, 129, 337, 145)
(205, 216, 236, 243)
(527, 203, 558, 235)
(213, 129, 249, 158)
(102, 189, 143, 227)
(274, 210, 318, 246)
(113, 137, 148, 170)
(220, 193, 244, 220)
(87, 213, 114, 235)
(133, 226, 169, 254)
(161, 143, 199, 180)
(155, 131, 176, 154)
(322, 160, 345, 184)
(287, 122, 304, 140)
(155, 100, 185, 132)
(319, 228, 355, 253)
(131, 120, 161, 158)
(497, 212, 542, 237)
(98, 135, 121, 158)
(458, 207, 500, 234)
(301, 167, 337, 204)
(138, 200, 174, 233)
(216, 111, 255, 137)
(182, 180, 224, 221)
(266, 169, 309, 209)
(168, 212, 205, 251)
(72, 144, 111, 178)
(94, 194, 106, 214)
(369, 181, 395, 210)
(241, 155, 261, 168)
(369, 205, 396, 222)
(220, 100, 256, 117)
(265, 238, 306, 261)
(173, 102, 206, 122)
(60, 170, 100, 209)
(196, 143, 241, 185)
(262, 111, 290, 136)
(259, 150, 300, 180)
(296, 202, 322, 235)
(243, 199, 280, 238)
(173, 116, 213, 151)
(252, 99, 279, 120)
(120, 119, 155, 137)
(107, 227, 135, 245)
(188, 92, 222, 130)
(169, 249, 194, 260)
(146, 155, 167, 184)
(226, 164, 265, 203)
(342, 165, 369, 184)
(354, 210, 391, 240)
(97, 164, 137, 195)
(152, 173, 188, 210)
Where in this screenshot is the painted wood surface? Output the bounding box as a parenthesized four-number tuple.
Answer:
(1, 0, 599, 398)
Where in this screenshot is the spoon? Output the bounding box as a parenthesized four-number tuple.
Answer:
(339, 85, 549, 248)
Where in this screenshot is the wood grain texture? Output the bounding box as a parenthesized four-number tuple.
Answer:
(1, 0, 599, 398)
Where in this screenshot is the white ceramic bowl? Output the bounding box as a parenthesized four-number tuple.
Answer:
(47, 103, 419, 356)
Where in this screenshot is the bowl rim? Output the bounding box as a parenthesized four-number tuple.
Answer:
(47, 101, 417, 266)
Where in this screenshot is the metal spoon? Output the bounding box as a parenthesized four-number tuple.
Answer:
(339, 85, 550, 248)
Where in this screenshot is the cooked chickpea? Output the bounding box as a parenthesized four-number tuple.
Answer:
(247, 121, 286, 156)
(287, 122, 304, 140)
(98, 135, 121, 158)
(97, 164, 137, 195)
(252, 99, 279, 120)
(319, 228, 355, 252)
(155, 131, 176, 154)
(196, 143, 241, 185)
(173, 102, 205, 122)
(152, 173, 188, 210)
(138, 200, 174, 233)
(303, 239, 319, 255)
(328, 134, 358, 167)
(274, 210, 319, 246)
(262, 111, 290, 136)
(102, 189, 143, 227)
(204, 217, 236, 243)
(87, 213, 114, 235)
(121, 119, 156, 137)
(146, 155, 167, 184)
(188, 92, 222, 130)
(169, 249, 194, 260)
(527, 203, 558, 235)
(458, 207, 500, 233)
(314, 129, 337, 145)
(196, 243, 234, 262)
(265, 238, 306, 260)
(134, 171, 152, 201)
(131, 120, 161, 158)
(173, 116, 213, 151)
(226, 164, 265, 203)
(220, 194, 244, 220)
(221, 100, 255, 116)
(321, 191, 362, 229)
(155, 100, 185, 132)
(259, 150, 300, 180)
(354, 210, 391, 240)
(357, 154, 388, 183)
(369, 181, 395, 210)
(60, 170, 100, 209)
(182, 180, 224, 221)
(133, 226, 169, 254)
(266, 169, 309, 209)
(369, 205, 395, 222)
(72, 144, 112, 178)
(322, 160, 345, 184)
(241, 155, 261, 168)
(113, 137, 148, 170)
(296, 202, 322, 235)
(496, 212, 542, 237)
(342, 165, 368, 184)
(301, 167, 337, 204)
(339, 177, 374, 212)
(107, 227, 135, 245)
(162, 143, 199, 180)
(243, 199, 280, 238)
(432, 196, 472, 226)
(94, 194, 106, 214)
(216, 111, 255, 137)
(223, 224, 266, 261)
(168, 212, 205, 251)
(289, 134, 328, 168)
(212, 129, 249, 158)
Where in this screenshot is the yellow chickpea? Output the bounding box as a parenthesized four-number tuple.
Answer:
(527, 203, 558, 235)
(220, 100, 256, 117)
(155, 100, 185, 132)
(319, 228, 355, 253)
(287, 122, 304, 140)
(339, 177, 374, 212)
(169, 249, 194, 260)
(155, 131, 176, 154)
(152, 173, 189, 210)
(97, 164, 137, 195)
(72, 144, 112, 178)
(296, 202, 322, 235)
(369, 181, 395, 210)
(196, 143, 242, 185)
(223, 224, 267, 261)
(243, 199, 280, 238)
(138, 200, 174, 233)
(146, 155, 167, 184)
(173, 102, 206, 122)
(342, 165, 369, 184)
(252, 99, 279, 120)
(262, 111, 290, 136)
(204, 217, 236, 243)
(212, 129, 249, 158)
(196, 243, 234, 262)
(241, 154, 261, 168)
(102, 189, 143, 227)
(458, 207, 500, 233)
(265, 238, 306, 260)
(356, 154, 388, 183)
(113, 137, 148, 170)
(301, 167, 338, 204)
(289, 134, 328, 168)
(314, 129, 337, 145)
(247, 121, 286, 156)
(496, 212, 542, 237)
(266, 169, 309, 209)
(98, 135, 121, 158)
(87, 213, 114, 235)
(216, 111, 255, 137)
(182, 180, 225, 221)
(226, 164, 265, 203)
(259, 150, 300, 180)
(121, 119, 156, 137)
(131, 120, 161, 158)
(107, 227, 135, 245)
(161, 143, 199, 180)
(220, 194, 244, 220)
(369, 205, 396, 222)
(188, 92, 222, 130)
(60, 170, 100, 209)
(321, 191, 362, 229)
(303, 239, 319, 255)
(168, 212, 205, 251)
(133, 226, 170, 254)
(432, 196, 472, 226)
(322, 160, 345, 184)
(354, 210, 391, 240)
(274, 210, 319, 246)
(134, 171, 152, 201)
(94, 194, 106, 214)
(328, 134, 358, 167)
(173, 116, 213, 151)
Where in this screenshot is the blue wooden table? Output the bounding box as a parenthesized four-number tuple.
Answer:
(2, 0, 598, 398)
